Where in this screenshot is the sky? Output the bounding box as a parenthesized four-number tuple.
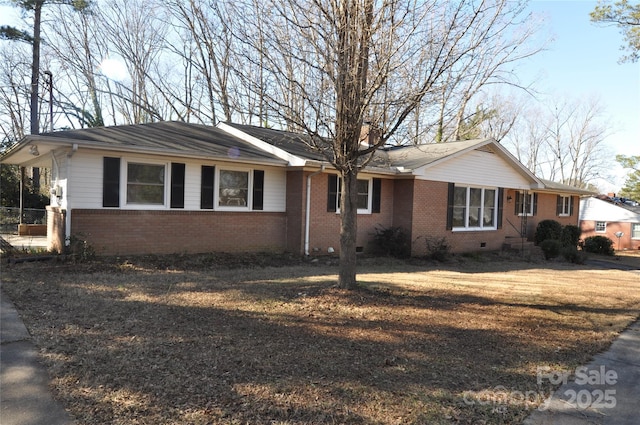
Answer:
(0, 0, 638, 191)
(522, 0, 640, 192)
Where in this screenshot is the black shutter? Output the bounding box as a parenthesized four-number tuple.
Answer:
(569, 196, 574, 216)
(327, 174, 338, 212)
(170, 163, 185, 208)
(103, 157, 120, 207)
(497, 188, 504, 229)
(252, 170, 264, 210)
(372, 178, 381, 213)
(446, 182, 454, 230)
(556, 195, 562, 216)
(515, 191, 522, 215)
(200, 166, 215, 209)
(533, 193, 538, 216)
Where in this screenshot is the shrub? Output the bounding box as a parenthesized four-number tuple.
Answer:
(424, 236, 451, 262)
(562, 247, 588, 264)
(66, 233, 96, 262)
(583, 236, 614, 256)
(540, 239, 562, 260)
(561, 224, 582, 248)
(371, 226, 411, 258)
(535, 220, 563, 245)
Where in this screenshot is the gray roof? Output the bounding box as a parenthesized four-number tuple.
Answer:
(385, 139, 491, 170)
(539, 179, 596, 195)
(225, 123, 328, 162)
(1, 121, 286, 165)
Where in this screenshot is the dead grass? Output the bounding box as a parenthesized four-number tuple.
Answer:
(2, 253, 640, 424)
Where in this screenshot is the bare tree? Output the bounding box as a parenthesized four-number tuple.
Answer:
(235, 0, 539, 288)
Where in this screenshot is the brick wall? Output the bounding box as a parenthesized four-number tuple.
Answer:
(580, 220, 640, 251)
(46, 206, 66, 254)
(305, 174, 395, 255)
(71, 210, 287, 255)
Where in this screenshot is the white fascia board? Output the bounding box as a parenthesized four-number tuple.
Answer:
(217, 122, 307, 167)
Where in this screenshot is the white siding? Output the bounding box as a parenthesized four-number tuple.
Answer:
(416, 149, 532, 189)
(65, 149, 286, 212)
(69, 151, 104, 208)
(263, 167, 286, 211)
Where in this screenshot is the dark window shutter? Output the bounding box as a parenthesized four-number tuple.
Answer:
(569, 196, 574, 216)
(327, 174, 338, 212)
(556, 195, 562, 216)
(372, 178, 381, 213)
(103, 157, 120, 207)
(200, 166, 215, 209)
(170, 163, 185, 208)
(533, 193, 538, 216)
(252, 170, 264, 210)
(515, 191, 522, 215)
(446, 182, 455, 230)
(497, 188, 504, 229)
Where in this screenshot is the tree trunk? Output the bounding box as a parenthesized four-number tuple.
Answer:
(338, 167, 358, 289)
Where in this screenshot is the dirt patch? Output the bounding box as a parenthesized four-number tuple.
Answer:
(2, 253, 639, 424)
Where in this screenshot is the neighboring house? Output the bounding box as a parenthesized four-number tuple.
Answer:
(0, 121, 591, 256)
(579, 196, 640, 251)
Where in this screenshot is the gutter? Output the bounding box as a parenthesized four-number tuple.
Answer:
(304, 165, 326, 256)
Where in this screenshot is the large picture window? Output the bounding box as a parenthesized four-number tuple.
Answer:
(219, 169, 249, 207)
(452, 185, 497, 230)
(127, 163, 165, 205)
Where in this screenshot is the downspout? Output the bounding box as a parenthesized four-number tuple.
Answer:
(64, 144, 78, 246)
(304, 165, 325, 256)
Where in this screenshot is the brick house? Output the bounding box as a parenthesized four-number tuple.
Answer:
(579, 196, 640, 251)
(0, 121, 590, 256)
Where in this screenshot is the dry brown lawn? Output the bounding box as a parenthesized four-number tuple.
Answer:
(2, 252, 639, 425)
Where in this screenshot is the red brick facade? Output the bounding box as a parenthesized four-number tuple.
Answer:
(580, 220, 640, 251)
(63, 173, 582, 257)
(71, 210, 287, 255)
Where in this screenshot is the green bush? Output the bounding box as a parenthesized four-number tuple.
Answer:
(535, 220, 563, 245)
(540, 239, 562, 260)
(423, 236, 451, 262)
(562, 246, 588, 264)
(583, 236, 614, 256)
(371, 226, 411, 258)
(561, 225, 582, 248)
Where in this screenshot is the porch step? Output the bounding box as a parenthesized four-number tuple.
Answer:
(502, 238, 538, 254)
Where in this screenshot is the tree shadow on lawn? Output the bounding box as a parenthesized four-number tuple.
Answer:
(6, 271, 638, 425)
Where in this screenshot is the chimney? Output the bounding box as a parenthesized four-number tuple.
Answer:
(360, 122, 380, 148)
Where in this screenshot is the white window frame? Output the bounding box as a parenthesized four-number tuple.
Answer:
(452, 185, 498, 231)
(559, 195, 571, 216)
(632, 223, 640, 239)
(333, 177, 373, 214)
(518, 191, 535, 216)
(216, 167, 252, 211)
(123, 160, 168, 209)
(595, 221, 607, 233)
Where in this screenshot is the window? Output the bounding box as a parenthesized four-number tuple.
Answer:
(515, 191, 537, 216)
(327, 175, 382, 214)
(127, 163, 165, 205)
(219, 169, 249, 207)
(450, 185, 498, 230)
(595, 221, 607, 232)
(557, 195, 572, 216)
(633, 223, 640, 239)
